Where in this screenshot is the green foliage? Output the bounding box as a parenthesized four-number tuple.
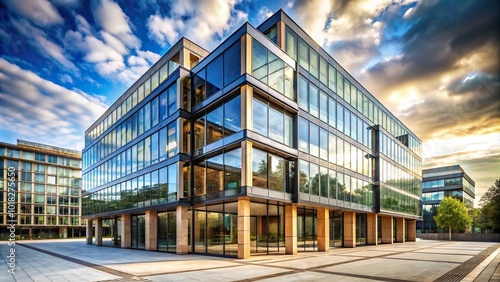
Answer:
(476, 179, 500, 232)
(434, 196, 472, 240)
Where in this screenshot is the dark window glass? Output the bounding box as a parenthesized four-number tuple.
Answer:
(224, 40, 241, 86)
(223, 96, 241, 135)
(206, 55, 223, 97)
(268, 51, 284, 94)
(298, 38, 308, 70)
(299, 160, 309, 193)
(159, 127, 167, 161)
(269, 155, 284, 192)
(168, 84, 176, 115)
(194, 69, 206, 106)
(151, 96, 159, 127)
(160, 91, 168, 120)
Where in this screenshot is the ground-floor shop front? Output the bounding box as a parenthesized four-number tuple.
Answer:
(86, 197, 417, 258)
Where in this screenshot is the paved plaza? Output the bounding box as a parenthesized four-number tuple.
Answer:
(0, 239, 498, 281)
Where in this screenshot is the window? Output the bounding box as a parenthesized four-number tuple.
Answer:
(298, 38, 308, 70)
(319, 91, 328, 122)
(48, 155, 57, 164)
(309, 48, 319, 79)
(299, 117, 309, 153)
(320, 57, 328, 86)
(298, 75, 308, 111)
(328, 97, 336, 127)
(309, 123, 319, 157)
(223, 96, 241, 135)
(223, 40, 241, 86)
(320, 128, 328, 160)
(252, 40, 268, 84)
(252, 98, 293, 146)
(285, 26, 297, 60)
(206, 55, 223, 97)
(253, 99, 268, 136)
(167, 123, 177, 157)
(207, 105, 223, 144)
(309, 84, 319, 118)
(35, 153, 45, 162)
(299, 160, 309, 193)
(252, 148, 267, 188)
(151, 96, 159, 127)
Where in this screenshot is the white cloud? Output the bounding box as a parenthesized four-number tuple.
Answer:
(35, 35, 77, 70)
(92, 0, 140, 48)
(257, 6, 273, 22)
(58, 74, 73, 84)
(137, 50, 161, 64)
(52, 0, 80, 8)
(3, 0, 63, 26)
(0, 58, 107, 150)
(146, 0, 248, 49)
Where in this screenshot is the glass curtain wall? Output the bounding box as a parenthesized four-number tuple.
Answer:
(249, 202, 285, 255)
(329, 211, 343, 248)
(193, 202, 238, 256)
(355, 213, 367, 246)
(158, 211, 177, 252)
(297, 207, 317, 251)
(131, 214, 145, 249)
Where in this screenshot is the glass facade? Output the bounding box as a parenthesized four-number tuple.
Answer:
(0, 140, 83, 239)
(418, 165, 475, 233)
(82, 11, 422, 257)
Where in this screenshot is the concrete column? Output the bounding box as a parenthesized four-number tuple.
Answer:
(95, 218, 102, 246)
(121, 214, 131, 248)
(343, 211, 356, 248)
(86, 219, 93, 244)
(396, 217, 405, 243)
(59, 227, 68, 239)
(177, 205, 189, 254)
(285, 204, 297, 254)
(407, 220, 416, 242)
(317, 208, 329, 251)
(277, 20, 285, 50)
(241, 140, 253, 187)
(145, 210, 158, 250)
(381, 216, 393, 244)
(238, 197, 251, 259)
(367, 213, 378, 245)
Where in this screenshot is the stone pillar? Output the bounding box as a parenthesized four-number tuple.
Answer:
(381, 216, 393, 244)
(238, 197, 251, 259)
(121, 214, 131, 248)
(407, 220, 416, 242)
(177, 206, 189, 254)
(241, 140, 253, 187)
(367, 213, 378, 245)
(317, 208, 329, 251)
(343, 211, 356, 248)
(95, 218, 102, 246)
(145, 210, 158, 250)
(285, 204, 297, 254)
(59, 227, 68, 239)
(86, 219, 93, 244)
(396, 217, 405, 243)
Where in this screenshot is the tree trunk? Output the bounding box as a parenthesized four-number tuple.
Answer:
(448, 224, 451, 241)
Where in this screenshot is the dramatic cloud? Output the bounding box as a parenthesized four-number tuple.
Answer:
(92, 0, 140, 48)
(0, 58, 108, 150)
(3, 0, 64, 26)
(146, 0, 248, 49)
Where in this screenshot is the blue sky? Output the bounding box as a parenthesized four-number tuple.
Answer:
(0, 0, 498, 203)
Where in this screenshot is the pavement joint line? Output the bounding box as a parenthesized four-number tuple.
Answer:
(17, 243, 140, 281)
(233, 242, 458, 281)
(433, 243, 500, 282)
(464, 246, 500, 282)
(380, 256, 464, 264)
(137, 263, 244, 278)
(312, 269, 414, 282)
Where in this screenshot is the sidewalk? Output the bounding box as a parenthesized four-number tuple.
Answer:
(1, 239, 498, 281)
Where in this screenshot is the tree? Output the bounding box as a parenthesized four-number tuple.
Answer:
(477, 179, 500, 232)
(434, 196, 472, 240)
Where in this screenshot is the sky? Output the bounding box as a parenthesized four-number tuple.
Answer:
(0, 0, 498, 206)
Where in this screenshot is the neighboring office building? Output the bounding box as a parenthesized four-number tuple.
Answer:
(82, 10, 423, 258)
(0, 140, 84, 239)
(418, 165, 475, 233)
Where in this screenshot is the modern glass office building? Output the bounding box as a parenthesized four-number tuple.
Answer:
(418, 165, 475, 233)
(0, 140, 83, 239)
(83, 10, 422, 258)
